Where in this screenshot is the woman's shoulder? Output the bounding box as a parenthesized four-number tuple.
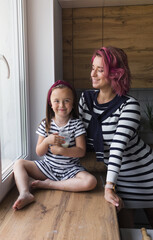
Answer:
(80, 90, 98, 107)
(81, 89, 98, 97)
(122, 95, 140, 111)
(125, 94, 139, 104)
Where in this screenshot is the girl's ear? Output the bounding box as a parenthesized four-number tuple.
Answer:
(48, 101, 52, 107)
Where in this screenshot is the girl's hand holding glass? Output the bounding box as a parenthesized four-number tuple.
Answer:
(47, 133, 65, 146)
(49, 132, 70, 155)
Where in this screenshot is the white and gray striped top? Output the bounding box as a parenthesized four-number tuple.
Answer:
(79, 90, 153, 208)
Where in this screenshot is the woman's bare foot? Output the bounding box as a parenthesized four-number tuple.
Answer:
(13, 192, 35, 210)
(31, 179, 53, 189)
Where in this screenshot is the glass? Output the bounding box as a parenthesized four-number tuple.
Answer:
(59, 130, 70, 148)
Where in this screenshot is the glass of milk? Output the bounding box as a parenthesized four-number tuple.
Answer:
(59, 130, 70, 148)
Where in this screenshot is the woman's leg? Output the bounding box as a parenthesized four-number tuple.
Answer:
(31, 171, 97, 192)
(144, 208, 153, 228)
(13, 159, 46, 210)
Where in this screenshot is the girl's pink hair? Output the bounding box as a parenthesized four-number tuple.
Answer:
(91, 46, 131, 96)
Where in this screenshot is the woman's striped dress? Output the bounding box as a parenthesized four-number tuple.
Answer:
(79, 90, 153, 208)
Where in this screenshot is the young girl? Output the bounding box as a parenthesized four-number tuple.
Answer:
(13, 80, 97, 210)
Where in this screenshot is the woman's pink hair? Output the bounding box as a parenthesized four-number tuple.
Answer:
(91, 46, 131, 96)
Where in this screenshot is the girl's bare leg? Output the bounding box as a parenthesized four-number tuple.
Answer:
(31, 171, 97, 192)
(13, 159, 46, 210)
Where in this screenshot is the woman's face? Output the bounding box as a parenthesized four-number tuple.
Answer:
(91, 56, 111, 90)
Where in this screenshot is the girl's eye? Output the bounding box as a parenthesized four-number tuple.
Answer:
(54, 100, 59, 103)
(64, 99, 70, 103)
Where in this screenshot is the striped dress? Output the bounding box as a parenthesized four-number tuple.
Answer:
(79, 90, 153, 208)
(34, 118, 86, 181)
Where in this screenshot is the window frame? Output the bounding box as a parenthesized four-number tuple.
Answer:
(0, 0, 30, 202)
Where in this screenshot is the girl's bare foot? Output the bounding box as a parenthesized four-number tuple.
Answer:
(13, 192, 35, 210)
(31, 179, 53, 189)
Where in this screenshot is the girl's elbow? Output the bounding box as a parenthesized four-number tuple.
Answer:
(36, 151, 41, 157)
(36, 148, 43, 157)
(80, 149, 86, 157)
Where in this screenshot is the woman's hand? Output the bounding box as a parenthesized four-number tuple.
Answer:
(104, 188, 124, 212)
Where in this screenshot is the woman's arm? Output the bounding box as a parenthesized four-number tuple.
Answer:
(104, 184, 124, 212)
(104, 98, 140, 210)
(106, 98, 140, 184)
(50, 134, 86, 158)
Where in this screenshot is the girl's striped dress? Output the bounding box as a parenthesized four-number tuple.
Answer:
(79, 90, 153, 208)
(34, 118, 86, 181)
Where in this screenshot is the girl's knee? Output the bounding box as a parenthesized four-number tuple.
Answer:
(13, 159, 25, 170)
(84, 174, 97, 190)
(90, 175, 97, 189)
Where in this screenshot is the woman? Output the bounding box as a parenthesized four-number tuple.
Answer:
(79, 46, 153, 227)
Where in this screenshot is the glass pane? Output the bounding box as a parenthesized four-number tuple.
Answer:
(0, 0, 22, 172)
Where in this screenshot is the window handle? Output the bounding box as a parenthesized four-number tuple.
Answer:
(0, 54, 10, 79)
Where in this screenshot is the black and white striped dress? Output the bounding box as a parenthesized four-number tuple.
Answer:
(79, 90, 153, 208)
(34, 118, 86, 181)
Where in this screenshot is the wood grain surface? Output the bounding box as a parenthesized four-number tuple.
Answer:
(62, 5, 153, 89)
(0, 173, 120, 240)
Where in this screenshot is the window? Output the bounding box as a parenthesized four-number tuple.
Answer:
(0, 0, 29, 202)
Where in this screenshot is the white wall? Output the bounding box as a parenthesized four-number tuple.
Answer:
(26, 0, 63, 159)
(54, 0, 63, 81)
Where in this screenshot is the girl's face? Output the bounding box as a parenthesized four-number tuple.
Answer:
(91, 56, 111, 90)
(50, 87, 74, 119)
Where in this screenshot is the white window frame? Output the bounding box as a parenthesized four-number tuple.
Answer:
(0, 0, 29, 202)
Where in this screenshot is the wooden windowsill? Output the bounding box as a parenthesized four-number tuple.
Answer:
(0, 153, 120, 240)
